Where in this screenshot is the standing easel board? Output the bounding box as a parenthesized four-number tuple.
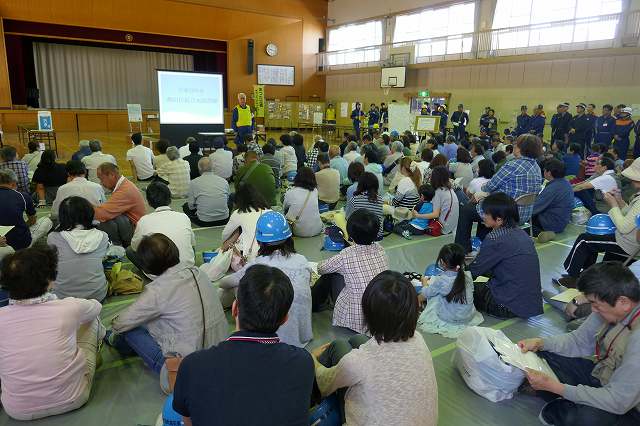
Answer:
(415, 116, 440, 132)
(388, 103, 416, 133)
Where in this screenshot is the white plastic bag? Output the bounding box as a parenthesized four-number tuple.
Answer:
(571, 207, 591, 225)
(452, 326, 525, 402)
(199, 249, 232, 282)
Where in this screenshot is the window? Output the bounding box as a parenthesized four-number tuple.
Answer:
(393, 2, 475, 57)
(491, 0, 622, 49)
(327, 20, 383, 65)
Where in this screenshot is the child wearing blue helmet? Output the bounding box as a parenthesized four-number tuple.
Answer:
(219, 211, 313, 348)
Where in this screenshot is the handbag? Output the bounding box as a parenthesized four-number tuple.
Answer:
(165, 269, 207, 393)
(426, 189, 453, 237)
(199, 249, 233, 282)
(286, 190, 312, 231)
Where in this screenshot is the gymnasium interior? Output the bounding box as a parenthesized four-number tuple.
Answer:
(0, 0, 639, 425)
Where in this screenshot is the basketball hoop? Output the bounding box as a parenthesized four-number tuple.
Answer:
(383, 82, 396, 96)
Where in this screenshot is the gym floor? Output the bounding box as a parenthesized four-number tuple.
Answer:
(0, 131, 579, 425)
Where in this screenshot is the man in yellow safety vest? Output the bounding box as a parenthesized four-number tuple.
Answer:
(232, 93, 255, 146)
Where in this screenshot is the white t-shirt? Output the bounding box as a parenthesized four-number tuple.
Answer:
(415, 161, 430, 180)
(467, 177, 490, 195)
(179, 144, 203, 159)
(81, 152, 117, 183)
(590, 170, 617, 193)
(126, 144, 155, 180)
(130, 207, 195, 266)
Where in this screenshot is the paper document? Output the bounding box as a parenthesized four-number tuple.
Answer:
(0, 226, 14, 237)
(488, 334, 559, 381)
(308, 262, 318, 275)
(550, 288, 582, 303)
(474, 276, 490, 283)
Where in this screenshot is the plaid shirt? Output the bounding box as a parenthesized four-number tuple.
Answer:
(305, 148, 319, 170)
(0, 160, 30, 193)
(318, 243, 388, 333)
(478, 157, 542, 223)
(157, 159, 191, 198)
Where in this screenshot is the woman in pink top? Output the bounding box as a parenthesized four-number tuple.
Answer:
(0, 246, 104, 420)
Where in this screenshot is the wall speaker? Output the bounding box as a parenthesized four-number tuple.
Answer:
(247, 39, 254, 74)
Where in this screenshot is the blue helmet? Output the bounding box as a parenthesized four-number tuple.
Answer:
(318, 202, 330, 214)
(162, 394, 183, 426)
(390, 130, 400, 138)
(574, 197, 583, 208)
(424, 263, 444, 277)
(286, 171, 297, 182)
(323, 235, 345, 251)
(470, 237, 482, 252)
(255, 211, 292, 243)
(586, 214, 616, 235)
(636, 214, 640, 229)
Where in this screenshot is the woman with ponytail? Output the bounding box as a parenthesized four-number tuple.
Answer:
(417, 243, 483, 338)
(391, 157, 422, 209)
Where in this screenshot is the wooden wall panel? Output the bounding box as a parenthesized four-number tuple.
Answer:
(77, 114, 108, 132)
(106, 113, 129, 132)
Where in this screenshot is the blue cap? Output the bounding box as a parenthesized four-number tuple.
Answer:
(586, 214, 616, 235)
(390, 130, 400, 138)
(574, 197, 584, 208)
(255, 211, 292, 243)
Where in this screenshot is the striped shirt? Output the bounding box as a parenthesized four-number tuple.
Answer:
(392, 176, 420, 209)
(345, 192, 384, 238)
(0, 161, 30, 193)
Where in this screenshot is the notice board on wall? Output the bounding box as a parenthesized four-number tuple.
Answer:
(257, 65, 295, 86)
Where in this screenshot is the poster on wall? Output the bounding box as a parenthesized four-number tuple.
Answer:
(253, 85, 266, 118)
(340, 102, 349, 118)
(127, 104, 143, 122)
(37, 111, 53, 131)
(313, 112, 324, 125)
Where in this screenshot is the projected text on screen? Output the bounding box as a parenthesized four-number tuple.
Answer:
(157, 71, 224, 125)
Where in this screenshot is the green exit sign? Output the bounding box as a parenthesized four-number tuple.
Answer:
(418, 90, 430, 97)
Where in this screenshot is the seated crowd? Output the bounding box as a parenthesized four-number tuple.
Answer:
(0, 104, 639, 426)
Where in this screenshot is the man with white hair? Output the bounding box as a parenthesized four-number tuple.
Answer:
(71, 139, 92, 162)
(156, 146, 190, 198)
(182, 157, 230, 227)
(0, 169, 52, 259)
(81, 140, 117, 183)
(232, 92, 255, 146)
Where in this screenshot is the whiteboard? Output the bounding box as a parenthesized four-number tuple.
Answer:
(257, 64, 295, 86)
(388, 103, 415, 133)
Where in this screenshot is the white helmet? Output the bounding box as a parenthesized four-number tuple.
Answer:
(622, 107, 633, 115)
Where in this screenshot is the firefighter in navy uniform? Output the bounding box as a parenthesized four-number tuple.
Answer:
(613, 107, 635, 159)
(551, 102, 572, 146)
(569, 103, 593, 156)
(515, 105, 531, 136)
(450, 104, 469, 141)
(594, 104, 616, 148)
(528, 104, 546, 138)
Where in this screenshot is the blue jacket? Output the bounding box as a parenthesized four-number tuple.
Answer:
(351, 109, 364, 127)
(532, 178, 574, 233)
(515, 114, 531, 136)
(451, 111, 469, 128)
(528, 114, 546, 136)
(469, 227, 543, 318)
(594, 115, 616, 146)
(614, 118, 635, 141)
(367, 110, 379, 127)
(562, 153, 581, 177)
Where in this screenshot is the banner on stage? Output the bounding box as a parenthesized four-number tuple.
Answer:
(37, 111, 53, 131)
(253, 85, 266, 118)
(127, 104, 143, 122)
